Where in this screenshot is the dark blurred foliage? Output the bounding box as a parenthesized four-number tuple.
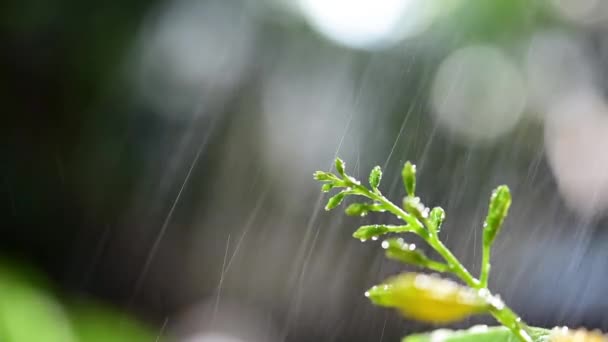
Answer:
(1, 0, 160, 316)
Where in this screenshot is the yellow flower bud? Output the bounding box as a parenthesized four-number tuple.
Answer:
(365, 273, 489, 323)
(550, 327, 607, 342)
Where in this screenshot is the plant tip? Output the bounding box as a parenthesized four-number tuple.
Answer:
(335, 158, 346, 176)
(369, 165, 382, 189)
(402, 161, 416, 196)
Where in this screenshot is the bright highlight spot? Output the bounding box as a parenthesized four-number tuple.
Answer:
(430, 45, 526, 144)
(174, 300, 279, 342)
(298, 0, 434, 49)
(134, 0, 255, 117)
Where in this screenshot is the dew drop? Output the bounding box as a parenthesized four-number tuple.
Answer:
(477, 288, 490, 297)
(469, 325, 489, 333)
(422, 208, 430, 218)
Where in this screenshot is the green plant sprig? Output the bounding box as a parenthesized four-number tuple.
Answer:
(314, 158, 532, 342)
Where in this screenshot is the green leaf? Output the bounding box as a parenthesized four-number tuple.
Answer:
(352, 224, 410, 241)
(429, 207, 446, 233)
(402, 326, 551, 342)
(313, 171, 334, 181)
(321, 183, 334, 192)
(383, 238, 429, 266)
(345, 203, 367, 216)
(369, 165, 382, 189)
(382, 238, 448, 272)
(402, 161, 416, 196)
(335, 158, 346, 176)
(483, 185, 511, 246)
(345, 203, 385, 217)
(365, 273, 489, 323)
(325, 192, 346, 211)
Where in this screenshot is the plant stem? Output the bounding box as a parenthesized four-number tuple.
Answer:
(426, 238, 479, 288)
(353, 185, 479, 287)
(431, 238, 533, 342)
(480, 242, 491, 288)
(489, 305, 532, 342)
(355, 186, 423, 233)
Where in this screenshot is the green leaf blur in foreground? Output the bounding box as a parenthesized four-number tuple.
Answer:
(403, 326, 551, 342)
(0, 261, 75, 342)
(0, 260, 155, 342)
(67, 301, 156, 342)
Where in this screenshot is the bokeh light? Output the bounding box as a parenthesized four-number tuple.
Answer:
(544, 90, 608, 217)
(173, 300, 278, 342)
(430, 45, 527, 144)
(525, 30, 596, 117)
(298, 0, 437, 49)
(134, 0, 256, 117)
(550, 0, 608, 27)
